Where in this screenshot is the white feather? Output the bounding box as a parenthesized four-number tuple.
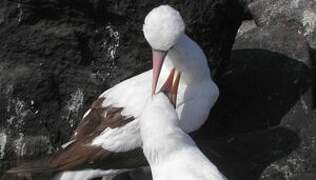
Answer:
(53, 169, 130, 180)
(140, 93, 227, 180)
(89, 33, 218, 151)
(56, 5, 219, 180)
(143, 5, 185, 51)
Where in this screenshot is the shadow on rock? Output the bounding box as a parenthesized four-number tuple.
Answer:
(200, 48, 312, 136)
(195, 127, 300, 180)
(193, 49, 311, 179)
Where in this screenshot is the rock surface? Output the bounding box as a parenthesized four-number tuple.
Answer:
(0, 0, 316, 180)
(232, 0, 316, 179)
(0, 0, 244, 179)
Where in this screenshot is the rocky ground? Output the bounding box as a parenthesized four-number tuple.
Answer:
(0, 0, 315, 180)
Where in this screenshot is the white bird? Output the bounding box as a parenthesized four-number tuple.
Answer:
(7, 5, 219, 180)
(140, 91, 227, 180)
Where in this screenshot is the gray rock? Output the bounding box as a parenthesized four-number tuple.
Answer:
(233, 1, 316, 178)
(246, 0, 316, 50)
(234, 22, 311, 66)
(221, 11, 314, 179)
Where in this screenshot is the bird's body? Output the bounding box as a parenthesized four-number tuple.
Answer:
(51, 33, 218, 179)
(56, 32, 218, 168)
(140, 93, 226, 180)
(8, 5, 219, 180)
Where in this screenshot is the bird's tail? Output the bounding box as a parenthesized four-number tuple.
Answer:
(6, 157, 56, 174)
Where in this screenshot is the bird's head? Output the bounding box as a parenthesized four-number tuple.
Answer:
(143, 5, 184, 95)
(143, 5, 185, 51)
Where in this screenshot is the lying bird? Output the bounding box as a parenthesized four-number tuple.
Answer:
(7, 5, 219, 180)
(139, 75, 227, 180)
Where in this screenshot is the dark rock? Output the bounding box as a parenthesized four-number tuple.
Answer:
(199, 14, 314, 179)
(234, 22, 311, 67)
(0, 0, 245, 179)
(232, 3, 316, 178)
(197, 127, 300, 180)
(199, 19, 313, 135)
(235, 2, 316, 178)
(1, 0, 315, 180)
(245, 0, 316, 51)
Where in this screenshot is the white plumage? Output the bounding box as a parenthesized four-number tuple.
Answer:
(75, 4, 219, 155)
(140, 93, 227, 180)
(54, 169, 129, 180)
(55, 5, 219, 180)
(90, 44, 219, 152)
(143, 5, 185, 51)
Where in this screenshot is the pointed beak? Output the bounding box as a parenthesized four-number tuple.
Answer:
(159, 68, 181, 107)
(152, 49, 167, 95)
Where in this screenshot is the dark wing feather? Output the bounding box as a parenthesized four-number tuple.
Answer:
(49, 142, 111, 170)
(70, 97, 107, 140)
(7, 97, 136, 174)
(48, 97, 135, 171)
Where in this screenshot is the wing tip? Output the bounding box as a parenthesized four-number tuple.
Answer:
(5, 158, 55, 175)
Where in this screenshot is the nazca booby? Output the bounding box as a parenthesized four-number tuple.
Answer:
(140, 86, 227, 180)
(7, 5, 219, 180)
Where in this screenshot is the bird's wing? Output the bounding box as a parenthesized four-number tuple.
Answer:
(48, 97, 135, 171)
(7, 70, 153, 174)
(47, 71, 153, 171)
(7, 97, 137, 174)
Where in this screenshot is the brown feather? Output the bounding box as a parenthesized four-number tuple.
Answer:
(48, 97, 135, 171)
(49, 143, 110, 170)
(7, 97, 137, 174)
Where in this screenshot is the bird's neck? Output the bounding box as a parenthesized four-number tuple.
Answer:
(140, 117, 194, 166)
(164, 34, 212, 85)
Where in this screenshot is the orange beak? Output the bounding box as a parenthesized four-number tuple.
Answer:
(159, 68, 181, 107)
(152, 49, 167, 95)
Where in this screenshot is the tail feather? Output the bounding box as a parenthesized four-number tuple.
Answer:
(6, 157, 56, 174)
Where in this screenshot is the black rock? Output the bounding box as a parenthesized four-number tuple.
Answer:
(232, 1, 316, 178)
(199, 14, 314, 179)
(1, 0, 316, 180)
(0, 0, 245, 179)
